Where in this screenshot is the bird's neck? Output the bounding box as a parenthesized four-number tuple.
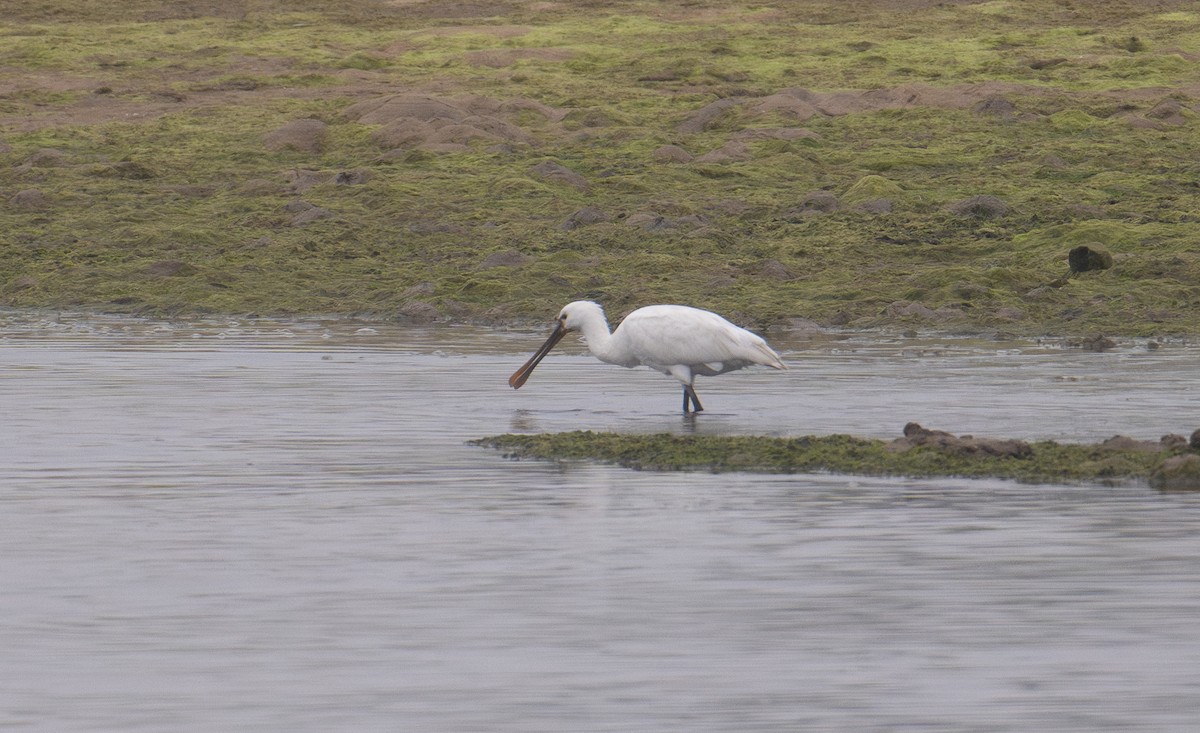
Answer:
(578, 317, 619, 363)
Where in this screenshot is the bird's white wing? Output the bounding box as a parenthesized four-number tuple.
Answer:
(616, 305, 783, 373)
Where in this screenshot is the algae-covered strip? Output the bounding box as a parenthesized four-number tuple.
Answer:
(475, 431, 1195, 487)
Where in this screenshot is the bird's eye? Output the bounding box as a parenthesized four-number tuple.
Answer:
(559, 314, 567, 321)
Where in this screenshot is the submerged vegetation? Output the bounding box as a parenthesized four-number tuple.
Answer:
(1, 0, 1199, 334)
(478, 425, 1200, 489)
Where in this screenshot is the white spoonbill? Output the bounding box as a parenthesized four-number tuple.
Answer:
(508, 300, 786, 413)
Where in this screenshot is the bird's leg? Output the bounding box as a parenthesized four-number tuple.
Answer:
(684, 384, 704, 413)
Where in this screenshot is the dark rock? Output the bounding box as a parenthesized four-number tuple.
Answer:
(1150, 454, 1200, 491)
(1190, 429, 1200, 451)
(1161, 434, 1188, 451)
(948, 195, 1009, 218)
(888, 422, 1032, 459)
(1068, 244, 1113, 273)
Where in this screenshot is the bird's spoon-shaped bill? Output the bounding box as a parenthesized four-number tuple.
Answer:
(509, 323, 567, 389)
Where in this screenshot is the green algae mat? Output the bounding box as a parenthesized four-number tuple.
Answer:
(477, 424, 1200, 489)
(2, 1, 1199, 335)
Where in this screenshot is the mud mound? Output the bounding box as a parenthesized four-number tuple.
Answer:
(687, 82, 1038, 131)
(344, 93, 564, 150)
(463, 48, 574, 68)
(263, 118, 327, 153)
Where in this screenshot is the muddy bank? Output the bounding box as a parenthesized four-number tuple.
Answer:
(478, 423, 1200, 490)
(2, 1, 1200, 335)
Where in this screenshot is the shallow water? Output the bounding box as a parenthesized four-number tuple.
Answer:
(2, 312, 1199, 732)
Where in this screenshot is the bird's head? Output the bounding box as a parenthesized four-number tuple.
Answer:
(555, 300, 605, 333)
(508, 301, 606, 390)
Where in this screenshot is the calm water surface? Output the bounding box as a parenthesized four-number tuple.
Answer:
(2, 312, 1198, 732)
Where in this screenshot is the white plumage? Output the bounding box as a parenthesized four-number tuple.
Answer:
(509, 300, 786, 412)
